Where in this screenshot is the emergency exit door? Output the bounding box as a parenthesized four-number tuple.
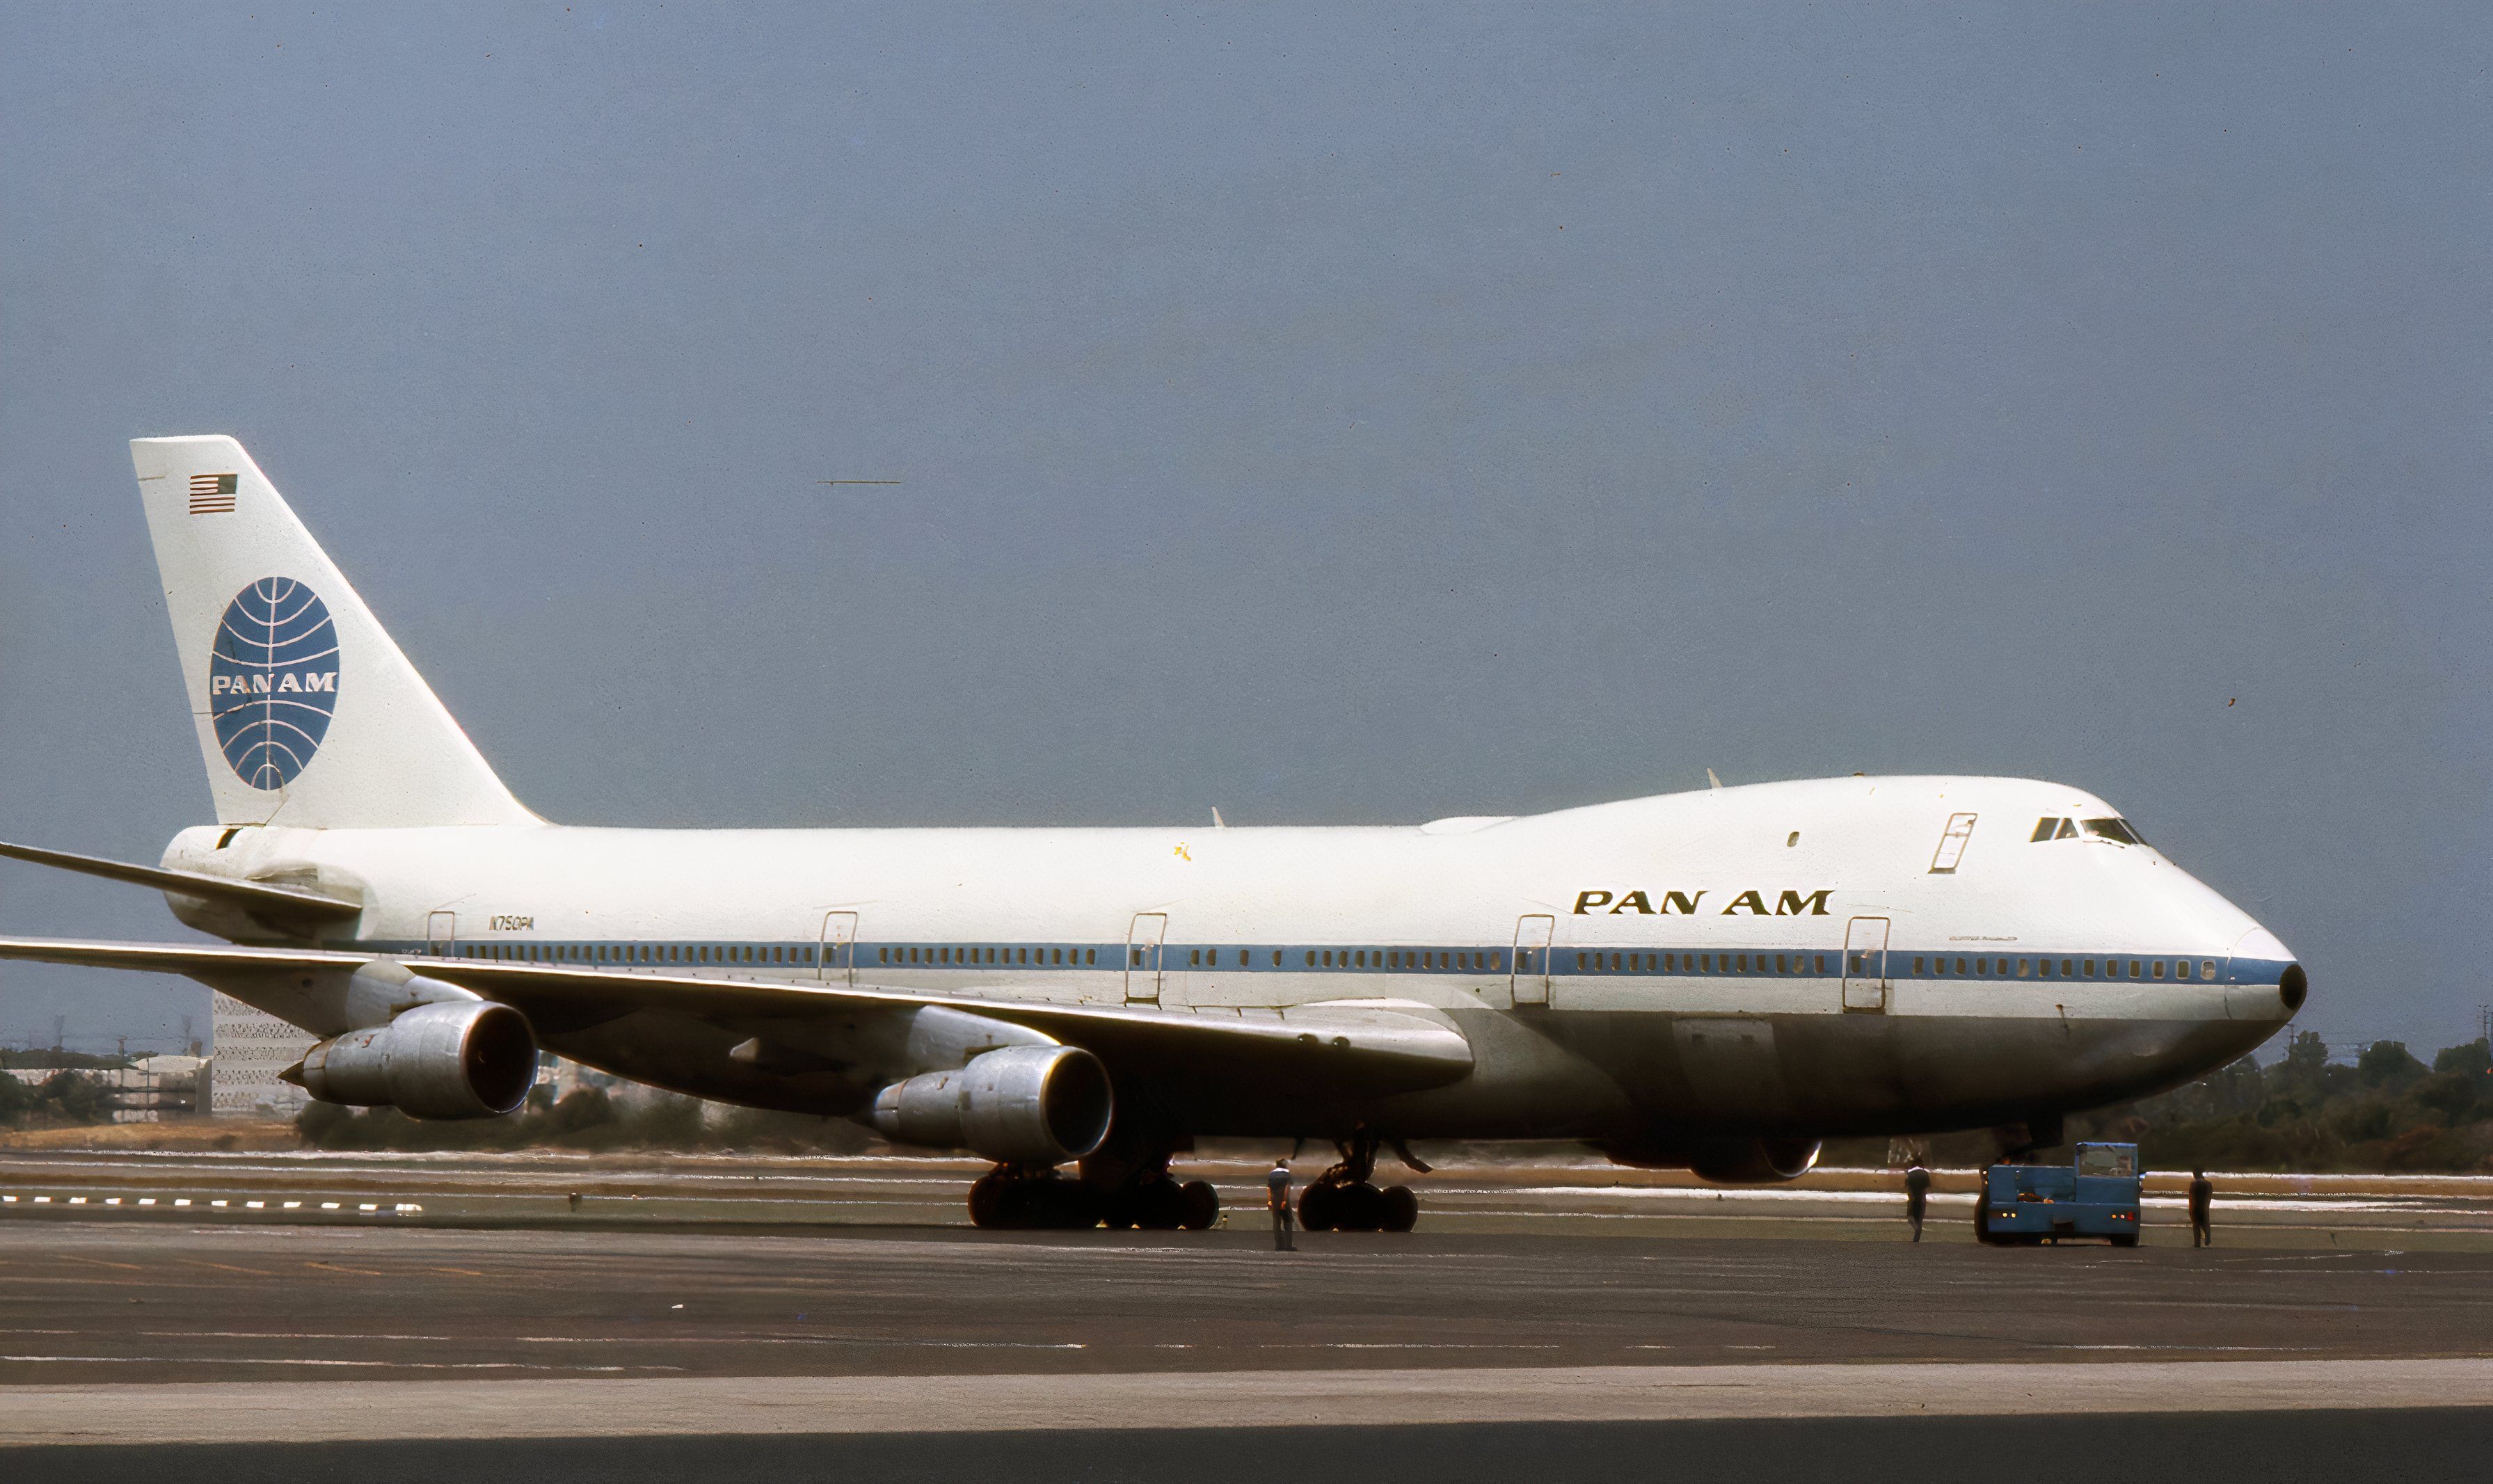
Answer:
(425, 911, 456, 957)
(1842, 916, 1890, 1012)
(819, 911, 858, 985)
(1512, 914, 1555, 1006)
(1126, 913, 1168, 1003)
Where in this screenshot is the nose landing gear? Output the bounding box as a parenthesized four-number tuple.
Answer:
(1296, 1131, 1421, 1234)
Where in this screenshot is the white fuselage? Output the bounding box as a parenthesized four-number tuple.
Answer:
(168, 774, 2297, 1146)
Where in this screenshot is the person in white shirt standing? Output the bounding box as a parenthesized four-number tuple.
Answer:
(1268, 1158, 1296, 1252)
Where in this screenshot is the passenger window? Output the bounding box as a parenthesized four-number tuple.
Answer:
(1956, 957, 1968, 974)
(2201, 960, 2217, 979)
(2083, 959, 2096, 975)
(1975, 958, 1987, 974)
(2153, 960, 2166, 979)
(1085, 950, 1096, 964)
(1490, 952, 1503, 970)
(1271, 950, 1281, 966)
(2131, 959, 2143, 978)
(1775, 954, 1788, 973)
(2019, 958, 2031, 977)
(1736, 954, 1749, 972)
(1913, 957, 1926, 973)
(1815, 955, 1826, 973)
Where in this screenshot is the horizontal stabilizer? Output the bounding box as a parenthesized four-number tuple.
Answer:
(0, 840, 363, 921)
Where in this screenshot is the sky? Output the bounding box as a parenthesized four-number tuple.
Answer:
(0, 4, 2484, 1059)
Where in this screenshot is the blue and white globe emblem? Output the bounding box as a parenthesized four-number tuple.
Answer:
(209, 577, 340, 790)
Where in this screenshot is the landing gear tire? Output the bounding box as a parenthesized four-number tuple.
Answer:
(1178, 1180, 1220, 1231)
(1131, 1178, 1186, 1231)
(969, 1172, 1007, 1229)
(969, 1170, 1099, 1230)
(1302, 1181, 1404, 1232)
(1337, 1181, 1386, 1231)
(1297, 1181, 1332, 1233)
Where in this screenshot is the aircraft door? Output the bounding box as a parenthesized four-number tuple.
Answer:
(1512, 914, 1555, 1007)
(425, 911, 456, 957)
(1842, 916, 1890, 1012)
(819, 911, 859, 985)
(1126, 912, 1168, 1004)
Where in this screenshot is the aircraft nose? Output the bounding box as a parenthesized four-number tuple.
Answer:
(2225, 925, 2304, 1025)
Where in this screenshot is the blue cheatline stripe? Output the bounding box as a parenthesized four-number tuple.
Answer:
(356, 937, 2291, 987)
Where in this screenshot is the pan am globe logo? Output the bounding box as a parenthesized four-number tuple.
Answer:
(208, 577, 340, 790)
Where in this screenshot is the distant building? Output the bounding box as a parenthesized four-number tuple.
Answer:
(4, 1055, 206, 1122)
(209, 992, 316, 1117)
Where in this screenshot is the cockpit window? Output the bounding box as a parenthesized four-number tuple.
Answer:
(2030, 817, 2059, 843)
(2082, 817, 2146, 846)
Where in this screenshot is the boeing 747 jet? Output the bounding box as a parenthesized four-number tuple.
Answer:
(0, 438, 2307, 1231)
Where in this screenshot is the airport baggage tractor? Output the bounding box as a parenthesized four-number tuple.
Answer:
(1975, 1142, 2143, 1246)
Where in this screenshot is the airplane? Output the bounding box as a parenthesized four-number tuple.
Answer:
(0, 436, 2307, 1232)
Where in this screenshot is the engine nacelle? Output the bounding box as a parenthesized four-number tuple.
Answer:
(294, 1001, 539, 1119)
(870, 1045, 1113, 1166)
(1602, 1135, 1824, 1185)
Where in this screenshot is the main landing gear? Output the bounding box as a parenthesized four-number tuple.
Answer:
(966, 1158, 1220, 1232)
(1297, 1131, 1421, 1234)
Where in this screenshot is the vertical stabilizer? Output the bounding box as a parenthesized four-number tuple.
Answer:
(131, 436, 536, 829)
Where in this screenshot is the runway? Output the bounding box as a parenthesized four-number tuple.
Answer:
(8, 1148, 2492, 1246)
(6, 1152, 2491, 1479)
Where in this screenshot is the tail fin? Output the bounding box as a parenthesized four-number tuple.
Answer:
(130, 436, 535, 829)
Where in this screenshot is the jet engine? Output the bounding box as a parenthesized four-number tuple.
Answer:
(292, 1000, 539, 1119)
(870, 1045, 1113, 1165)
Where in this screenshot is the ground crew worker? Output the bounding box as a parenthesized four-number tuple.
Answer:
(2190, 1167, 2214, 1247)
(1904, 1161, 1931, 1243)
(1268, 1158, 1296, 1252)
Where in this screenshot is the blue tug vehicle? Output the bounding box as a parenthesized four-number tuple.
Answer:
(1975, 1142, 2143, 1246)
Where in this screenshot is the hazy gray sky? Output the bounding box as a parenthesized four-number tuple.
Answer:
(1, 5, 2483, 1058)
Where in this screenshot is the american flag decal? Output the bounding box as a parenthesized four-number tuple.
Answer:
(189, 473, 238, 514)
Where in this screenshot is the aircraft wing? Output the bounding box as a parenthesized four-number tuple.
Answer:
(0, 936, 1476, 1099)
